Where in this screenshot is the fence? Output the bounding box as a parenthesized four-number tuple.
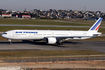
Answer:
(1, 54, 104, 63)
(0, 55, 105, 70)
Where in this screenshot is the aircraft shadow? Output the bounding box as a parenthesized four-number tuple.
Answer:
(63, 41, 81, 45)
(0, 40, 81, 46)
(0, 40, 47, 45)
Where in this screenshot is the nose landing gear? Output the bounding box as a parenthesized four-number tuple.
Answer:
(8, 39, 11, 44)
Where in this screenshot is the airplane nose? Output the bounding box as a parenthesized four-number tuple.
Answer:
(1, 32, 8, 38)
(1, 34, 4, 37)
(1, 34, 7, 38)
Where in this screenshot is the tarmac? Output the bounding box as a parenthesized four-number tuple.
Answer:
(0, 41, 105, 53)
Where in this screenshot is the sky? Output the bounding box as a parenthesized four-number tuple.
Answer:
(0, 0, 105, 12)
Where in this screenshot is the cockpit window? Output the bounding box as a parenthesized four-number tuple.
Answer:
(3, 33, 7, 34)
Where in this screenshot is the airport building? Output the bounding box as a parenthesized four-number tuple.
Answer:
(22, 15, 31, 19)
(2, 14, 12, 18)
(16, 15, 18, 18)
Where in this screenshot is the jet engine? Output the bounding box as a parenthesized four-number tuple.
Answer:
(45, 37, 57, 44)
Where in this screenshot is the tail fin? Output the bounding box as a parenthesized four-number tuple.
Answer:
(88, 17, 103, 32)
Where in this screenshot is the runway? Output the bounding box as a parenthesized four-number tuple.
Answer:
(0, 24, 105, 28)
(0, 41, 105, 53)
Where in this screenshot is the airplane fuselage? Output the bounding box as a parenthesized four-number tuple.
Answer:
(2, 30, 101, 40)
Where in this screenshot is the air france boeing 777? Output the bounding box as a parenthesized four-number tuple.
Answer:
(1, 18, 103, 45)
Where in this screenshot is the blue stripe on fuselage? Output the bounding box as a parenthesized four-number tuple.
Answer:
(16, 31, 38, 33)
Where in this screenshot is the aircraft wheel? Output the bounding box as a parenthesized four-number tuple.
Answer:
(8, 39, 11, 44)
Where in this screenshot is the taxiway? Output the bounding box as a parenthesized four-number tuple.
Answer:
(0, 41, 105, 53)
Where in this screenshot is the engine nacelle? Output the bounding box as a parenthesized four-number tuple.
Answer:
(45, 37, 57, 44)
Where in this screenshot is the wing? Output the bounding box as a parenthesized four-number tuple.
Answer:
(56, 36, 92, 41)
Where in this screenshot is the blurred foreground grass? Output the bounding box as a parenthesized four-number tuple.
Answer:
(0, 50, 104, 57)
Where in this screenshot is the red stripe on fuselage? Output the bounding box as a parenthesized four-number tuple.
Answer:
(95, 25, 100, 31)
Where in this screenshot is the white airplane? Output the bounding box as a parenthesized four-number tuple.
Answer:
(1, 18, 103, 45)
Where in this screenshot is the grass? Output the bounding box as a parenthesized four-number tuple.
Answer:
(0, 18, 100, 26)
(0, 26, 89, 32)
(0, 18, 104, 33)
(0, 50, 104, 58)
(0, 26, 103, 33)
(0, 18, 105, 26)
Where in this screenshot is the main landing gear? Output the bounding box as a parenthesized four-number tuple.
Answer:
(56, 40, 63, 45)
(56, 42, 63, 45)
